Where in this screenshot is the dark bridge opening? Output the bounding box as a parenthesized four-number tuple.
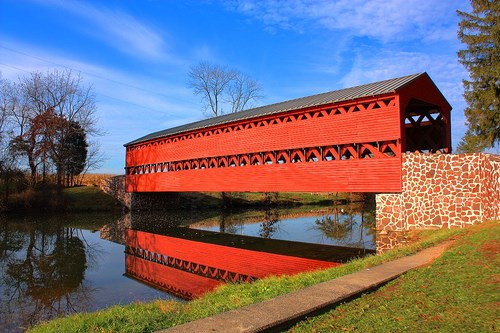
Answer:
(404, 98, 450, 154)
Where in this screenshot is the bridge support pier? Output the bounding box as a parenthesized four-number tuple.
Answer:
(100, 175, 180, 211)
(375, 152, 500, 252)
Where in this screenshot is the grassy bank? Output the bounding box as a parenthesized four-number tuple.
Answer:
(4, 185, 123, 212)
(63, 186, 124, 211)
(27, 222, 479, 333)
(288, 221, 499, 332)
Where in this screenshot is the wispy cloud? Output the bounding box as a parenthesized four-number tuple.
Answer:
(231, 0, 468, 42)
(38, 0, 170, 61)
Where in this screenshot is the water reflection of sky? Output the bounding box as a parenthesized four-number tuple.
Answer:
(191, 214, 375, 250)
(80, 230, 175, 308)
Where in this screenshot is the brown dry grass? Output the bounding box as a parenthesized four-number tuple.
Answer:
(78, 174, 118, 187)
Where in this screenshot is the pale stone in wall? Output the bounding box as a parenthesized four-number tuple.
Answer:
(376, 153, 500, 251)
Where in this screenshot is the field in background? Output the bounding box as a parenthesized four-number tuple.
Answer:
(78, 174, 119, 187)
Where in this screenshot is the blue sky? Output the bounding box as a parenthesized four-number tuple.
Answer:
(1, 0, 475, 174)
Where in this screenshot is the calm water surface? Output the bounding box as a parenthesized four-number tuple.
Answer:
(0, 206, 375, 332)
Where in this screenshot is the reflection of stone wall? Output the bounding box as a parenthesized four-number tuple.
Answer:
(377, 152, 500, 232)
(100, 214, 131, 245)
(128, 192, 180, 211)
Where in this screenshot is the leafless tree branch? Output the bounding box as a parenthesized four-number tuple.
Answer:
(188, 62, 263, 117)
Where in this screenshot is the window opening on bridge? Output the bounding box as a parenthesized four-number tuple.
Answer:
(125, 140, 402, 176)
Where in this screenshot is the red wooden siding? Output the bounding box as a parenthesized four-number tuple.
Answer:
(124, 73, 452, 193)
(126, 97, 399, 165)
(126, 158, 402, 192)
(398, 75, 452, 153)
(125, 229, 338, 299)
(126, 96, 403, 193)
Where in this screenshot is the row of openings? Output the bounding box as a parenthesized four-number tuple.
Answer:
(126, 246, 255, 283)
(126, 141, 399, 175)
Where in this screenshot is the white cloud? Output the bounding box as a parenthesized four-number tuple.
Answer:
(38, 0, 170, 61)
(231, 0, 467, 43)
(0, 39, 193, 112)
(339, 51, 466, 101)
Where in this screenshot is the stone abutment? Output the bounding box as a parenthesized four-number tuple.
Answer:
(376, 153, 500, 252)
(99, 175, 180, 211)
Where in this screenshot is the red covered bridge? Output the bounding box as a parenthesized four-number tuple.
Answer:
(125, 72, 451, 193)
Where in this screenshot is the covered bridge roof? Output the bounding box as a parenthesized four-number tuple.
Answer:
(125, 72, 426, 146)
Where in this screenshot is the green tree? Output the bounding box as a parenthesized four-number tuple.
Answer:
(61, 121, 88, 187)
(457, 0, 500, 152)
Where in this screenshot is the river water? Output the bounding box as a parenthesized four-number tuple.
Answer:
(0, 205, 375, 332)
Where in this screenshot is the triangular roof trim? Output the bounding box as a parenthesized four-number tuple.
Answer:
(125, 72, 425, 146)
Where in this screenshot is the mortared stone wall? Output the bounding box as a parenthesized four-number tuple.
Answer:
(100, 175, 181, 211)
(376, 153, 500, 251)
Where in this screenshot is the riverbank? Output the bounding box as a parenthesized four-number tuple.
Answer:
(2, 186, 124, 213)
(28, 221, 498, 333)
(287, 221, 499, 332)
(175, 191, 365, 209)
(3, 184, 369, 213)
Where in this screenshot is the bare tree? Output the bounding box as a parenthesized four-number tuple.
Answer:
(0, 76, 25, 201)
(6, 69, 99, 190)
(188, 61, 263, 117)
(29, 70, 97, 190)
(0, 75, 12, 140)
(1, 76, 42, 186)
(188, 62, 236, 117)
(227, 73, 263, 113)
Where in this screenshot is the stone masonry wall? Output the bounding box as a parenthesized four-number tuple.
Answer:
(376, 153, 500, 251)
(100, 175, 131, 208)
(377, 153, 500, 231)
(100, 175, 180, 211)
(481, 155, 500, 221)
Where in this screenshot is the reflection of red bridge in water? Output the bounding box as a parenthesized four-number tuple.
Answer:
(125, 229, 345, 299)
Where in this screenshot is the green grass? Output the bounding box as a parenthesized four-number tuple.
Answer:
(287, 221, 499, 333)
(5, 185, 123, 212)
(28, 225, 467, 333)
(64, 186, 123, 211)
